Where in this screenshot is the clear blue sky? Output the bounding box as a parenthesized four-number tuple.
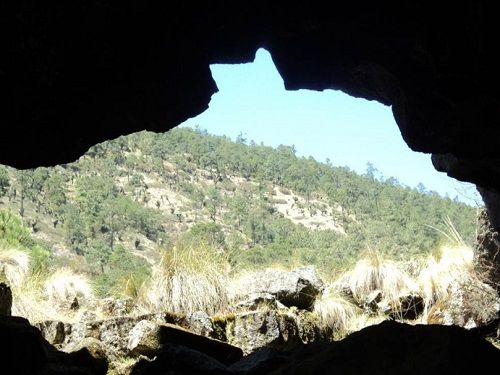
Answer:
(180, 49, 481, 206)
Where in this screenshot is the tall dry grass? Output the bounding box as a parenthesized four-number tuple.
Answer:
(314, 287, 361, 333)
(43, 267, 94, 308)
(1, 245, 94, 322)
(0, 246, 30, 285)
(140, 241, 231, 315)
(417, 245, 474, 314)
(0, 247, 56, 322)
(342, 249, 418, 311)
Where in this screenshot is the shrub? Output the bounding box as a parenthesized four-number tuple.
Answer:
(93, 245, 151, 299)
(0, 209, 33, 248)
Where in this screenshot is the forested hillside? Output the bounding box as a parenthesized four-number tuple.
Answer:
(0, 127, 478, 294)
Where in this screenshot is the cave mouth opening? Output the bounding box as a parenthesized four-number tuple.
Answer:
(0, 49, 497, 370)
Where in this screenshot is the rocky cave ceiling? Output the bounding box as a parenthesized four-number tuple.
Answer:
(3, 2, 500, 225)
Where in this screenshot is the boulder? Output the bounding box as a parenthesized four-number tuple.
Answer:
(228, 310, 281, 354)
(64, 337, 109, 367)
(159, 323, 243, 366)
(475, 209, 500, 290)
(50, 337, 108, 375)
(235, 293, 279, 311)
(127, 320, 160, 357)
(226, 309, 305, 355)
(96, 317, 146, 359)
(127, 320, 242, 366)
(65, 314, 161, 360)
(234, 266, 324, 310)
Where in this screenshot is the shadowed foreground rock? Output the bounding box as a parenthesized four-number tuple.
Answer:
(0, 316, 107, 375)
(268, 321, 500, 375)
(128, 320, 500, 374)
(2, 312, 499, 374)
(130, 322, 243, 366)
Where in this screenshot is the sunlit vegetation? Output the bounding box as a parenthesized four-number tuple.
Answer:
(0, 127, 485, 334)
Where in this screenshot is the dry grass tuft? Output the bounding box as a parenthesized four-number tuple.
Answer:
(0, 247, 30, 285)
(0, 246, 61, 322)
(9, 267, 64, 323)
(314, 287, 361, 333)
(44, 268, 93, 308)
(344, 250, 417, 310)
(418, 245, 474, 315)
(141, 241, 230, 315)
(10, 267, 94, 323)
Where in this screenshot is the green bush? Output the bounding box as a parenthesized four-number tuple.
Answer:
(93, 245, 150, 298)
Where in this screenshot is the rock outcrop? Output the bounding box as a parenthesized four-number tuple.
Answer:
(475, 209, 500, 289)
(223, 308, 323, 355)
(233, 266, 324, 310)
(2, 303, 499, 374)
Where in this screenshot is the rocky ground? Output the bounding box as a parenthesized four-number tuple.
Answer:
(1, 263, 500, 374)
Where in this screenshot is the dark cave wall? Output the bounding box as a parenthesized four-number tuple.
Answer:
(3, 2, 500, 225)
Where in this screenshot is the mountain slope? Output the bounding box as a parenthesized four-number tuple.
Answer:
(0, 127, 478, 285)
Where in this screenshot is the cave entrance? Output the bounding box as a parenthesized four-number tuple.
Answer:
(0, 49, 497, 369)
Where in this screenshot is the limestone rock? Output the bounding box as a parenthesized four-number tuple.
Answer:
(186, 311, 214, 336)
(158, 323, 243, 366)
(127, 319, 243, 366)
(427, 274, 500, 328)
(229, 310, 280, 355)
(234, 266, 324, 310)
(65, 315, 149, 360)
(235, 293, 278, 311)
(59, 337, 108, 374)
(475, 209, 500, 289)
(98, 317, 147, 359)
(127, 320, 161, 357)
(64, 336, 108, 362)
(227, 310, 303, 355)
